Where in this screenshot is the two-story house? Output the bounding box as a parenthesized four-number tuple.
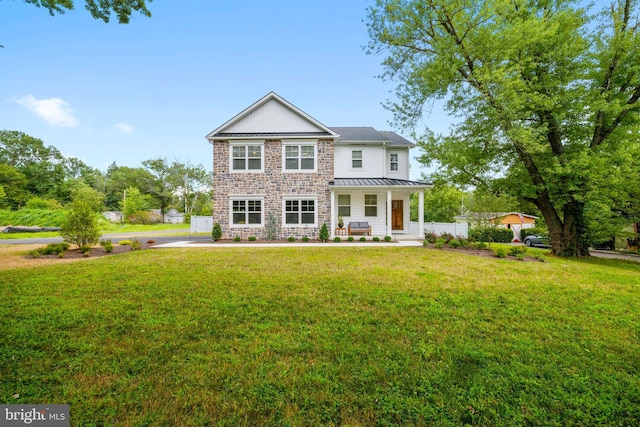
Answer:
(206, 92, 429, 240)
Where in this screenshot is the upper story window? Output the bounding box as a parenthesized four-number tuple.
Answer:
(231, 142, 263, 172)
(284, 143, 316, 171)
(352, 150, 362, 168)
(390, 153, 399, 171)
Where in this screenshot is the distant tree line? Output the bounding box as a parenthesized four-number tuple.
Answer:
(0, 130, 212, 221)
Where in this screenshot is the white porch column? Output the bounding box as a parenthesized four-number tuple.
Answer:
(387, 190, 393, 236)
(418, 190, 425, 238)
(330, 189, 336, 237)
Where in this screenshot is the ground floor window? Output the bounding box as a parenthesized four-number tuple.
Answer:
(285, 199, 316, 225)
(231, 199, 262, 225)
(337, 194, 351, 217)
(364, 194, 378, 217)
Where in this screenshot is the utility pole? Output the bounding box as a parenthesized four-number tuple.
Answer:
(122, 189, 126, 227)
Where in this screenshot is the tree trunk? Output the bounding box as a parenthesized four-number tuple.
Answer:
(542, 200, 591, 257)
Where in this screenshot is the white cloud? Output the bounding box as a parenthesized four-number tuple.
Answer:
(114, 122, 134, 134)
(16, 94, 79, 127)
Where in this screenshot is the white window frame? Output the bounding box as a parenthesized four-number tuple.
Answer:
(364, 194, 378, 217)
(282, 196, 317, 227)
(230, 196, 264, 227)
(229, 141, 264, 173)
(282, 141, 317, 172)
(352, 150, 363, 169)
(390, 153, 399, 171)
(337, 194, 351, 217)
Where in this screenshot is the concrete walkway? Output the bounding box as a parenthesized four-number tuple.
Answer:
(155, 239, 425, 249)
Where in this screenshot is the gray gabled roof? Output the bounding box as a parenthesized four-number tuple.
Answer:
(330, 178, 431, 188)
(329, 127, 415, 147)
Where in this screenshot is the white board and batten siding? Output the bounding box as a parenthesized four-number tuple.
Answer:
(224, 99, 323, 134)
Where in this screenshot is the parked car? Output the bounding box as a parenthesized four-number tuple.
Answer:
(523, 235, 549, 247)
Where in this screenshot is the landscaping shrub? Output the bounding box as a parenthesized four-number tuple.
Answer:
(347, 236, 355, 242)
(509, 246, 528, 260)
(333, 236, 341, 242)
(494, 248, 508, 258)
(35, 242, 70, 256)
(440, 232, 454, 243)
(287, 236, 295, 242)
(119, 239, 131, 246)
(384, 236, 392, 242)
(472, 241, 488, 250)
(233, 236, 241, 242)
(212, 222, 222, 241)
(457, 238, 470, 247)
(449, 239, 461, 248)
(372, 236, 380, 242)
(470, 227, 514, 243)
(359, 237, 367, 242)
(79, 245, 91, 255)
(424, 231, 438, 243)
(302, 236, 310, 243)
(434, 238, 446, 249)
(248, 236, 257, 242)
(131, 239, 142, 250)
(99, 239, 114, 253)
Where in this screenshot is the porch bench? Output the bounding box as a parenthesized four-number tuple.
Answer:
(348, 221, 371, 236)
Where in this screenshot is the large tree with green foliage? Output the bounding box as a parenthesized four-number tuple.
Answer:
(0, 164, 28, 209)
(367, 0, 640, 257)
(168, 160, 211, 216)
(142, 158, 175, 218)
(22, 0, 152, 23)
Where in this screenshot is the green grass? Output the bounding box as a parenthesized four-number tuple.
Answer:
(1, 248, 639, 425)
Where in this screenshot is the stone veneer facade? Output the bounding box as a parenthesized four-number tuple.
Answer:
(212, 139, 334, 240)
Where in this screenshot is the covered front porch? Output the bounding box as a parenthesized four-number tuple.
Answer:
(328, 178, 431, 238)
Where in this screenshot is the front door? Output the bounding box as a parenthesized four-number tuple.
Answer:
(392, 200, 403, 231)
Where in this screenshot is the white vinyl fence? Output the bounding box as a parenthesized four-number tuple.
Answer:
(410, 221, 469, 238)
(190, 216, 214, 234)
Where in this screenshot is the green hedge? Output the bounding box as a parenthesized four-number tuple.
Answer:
(469, 227, 514, 243)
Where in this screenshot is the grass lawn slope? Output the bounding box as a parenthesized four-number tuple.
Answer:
(1, 247, 639, 425)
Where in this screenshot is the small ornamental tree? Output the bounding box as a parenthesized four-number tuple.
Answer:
(60, 200, 101, 248)
(319, 223, 329, 242)
(212, 222, 222, 241)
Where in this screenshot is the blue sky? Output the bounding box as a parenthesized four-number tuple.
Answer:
(0, 0, 452, 180)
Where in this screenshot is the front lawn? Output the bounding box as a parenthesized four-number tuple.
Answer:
(1, 247, 638, 425)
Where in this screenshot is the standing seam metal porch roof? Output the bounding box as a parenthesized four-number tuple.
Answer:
(329, 178, 431, 187)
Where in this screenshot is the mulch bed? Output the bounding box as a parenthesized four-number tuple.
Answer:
(26, 239, 544, 262)
(28, 240, 158, 260)
(423, 242, 546, 262)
